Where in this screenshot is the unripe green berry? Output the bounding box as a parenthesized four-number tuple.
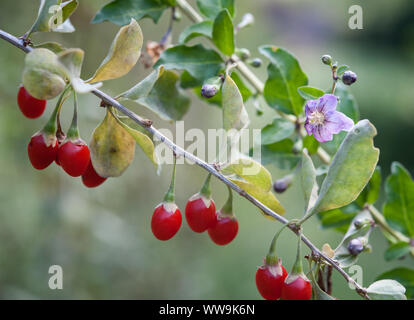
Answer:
(235, 48, 251, 61)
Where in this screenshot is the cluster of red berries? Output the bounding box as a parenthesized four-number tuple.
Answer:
(18, 85, 106, 188)
(151, 171, 239, 245)
(256, 258, 312, 300)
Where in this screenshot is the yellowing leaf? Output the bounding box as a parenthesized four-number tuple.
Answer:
(223, 157, 272, 191)
(111, 112, 159, 169)
(230, 178, 285, 218)
(222, 73, 249, 133)
(89, 109, 136, 177)
(88, 19, 143, 83)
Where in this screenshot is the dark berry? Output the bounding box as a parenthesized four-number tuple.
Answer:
(347, 237, 365, 256)
(342, 70, 357, 85)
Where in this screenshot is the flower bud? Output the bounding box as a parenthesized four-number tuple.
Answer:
(173, 8, 181, 21)
(201, 76, 223, 99)
(321, 55, 332, 65)
(236, 13, 254, 31)
(249, 58, 262, 68)
(347, 237, 365, 256)
(342, 70, 357, 85)
(273, 175, 293, 194)
(235, 48, 251, 61)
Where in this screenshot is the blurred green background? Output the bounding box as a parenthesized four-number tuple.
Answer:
(0, 0, 413, 299)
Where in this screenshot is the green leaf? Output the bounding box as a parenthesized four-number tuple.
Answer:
(196, 0, 234, 20)
(29, 0, 78, 34)
(260, 118, 295, 145)
(260, 46, 308, 115)
(356, 166, 382, 207)
(367, 280, 407, 300)
(377, 268, 414, 299)
(261, 139, 300, 170)
(337, 65, 350, 77)
(229, 178, 285, 217)
(303, 135, 319, 155)
(212, 9, 234, 56)
(384, 242, 411, 261)
(297, 86, 325, 100)
(33, 41, 66, 53)
(88, 19, 143, 83)
(111, 113, 159, 168)
(92, 0, 169, 25)
(333, 209, 374, 267)
(90, 109, 136, 178)
(155, 44, 224, 84)
(119, 66, 190, 121)
(319, 207, 357, 232)
(222, 73, 249, 132)
(178, 21, 213, 44)
(301, 150, 318, 212)
(383, 162, 414, 238)
(310, 120, 379, 214)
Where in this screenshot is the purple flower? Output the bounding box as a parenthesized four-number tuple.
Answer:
(304, 94, 354, 142)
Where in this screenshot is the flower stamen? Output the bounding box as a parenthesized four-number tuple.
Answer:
(309, 111, 325, 126)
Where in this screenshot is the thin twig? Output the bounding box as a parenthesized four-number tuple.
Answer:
(0, 27, 369, 299)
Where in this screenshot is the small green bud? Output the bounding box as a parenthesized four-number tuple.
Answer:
(235, 48, 251, 61)
(173, 8, 181, 21)
(321, 55, 332, 65)
(249, 58, 262, 68)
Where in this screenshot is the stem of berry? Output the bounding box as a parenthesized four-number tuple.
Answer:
(200, 173, 212, 198)
(220, 186, 234, 216)
(266, 224, 289, 265)
(163, 156, 177, 203)
(42, 85, 72, 135)
(67, 91, 80, 139)
(291, 230, 304, 275)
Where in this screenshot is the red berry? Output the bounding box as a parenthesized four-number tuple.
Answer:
(17, 85, 46, 119)
(256, 263, 287, 300)
(27, 132, 58, 170)
(208, 212, 238, 245)
(82, 161, 107, 188)
(57, 140, 90, 177)
(281, 274, 312, 300)
(151, 202, 182, 241)
(185, 193, 216, 233)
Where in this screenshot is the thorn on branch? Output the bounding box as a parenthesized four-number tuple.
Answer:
(142, 119, 153, 127)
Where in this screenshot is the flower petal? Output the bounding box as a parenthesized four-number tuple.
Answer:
(325, 110, 354, 134)
(317, 94, 338, 114)
(305, 99, 318, 116)
(304, 120, 315, 136)
(313, 125, 333, 143)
